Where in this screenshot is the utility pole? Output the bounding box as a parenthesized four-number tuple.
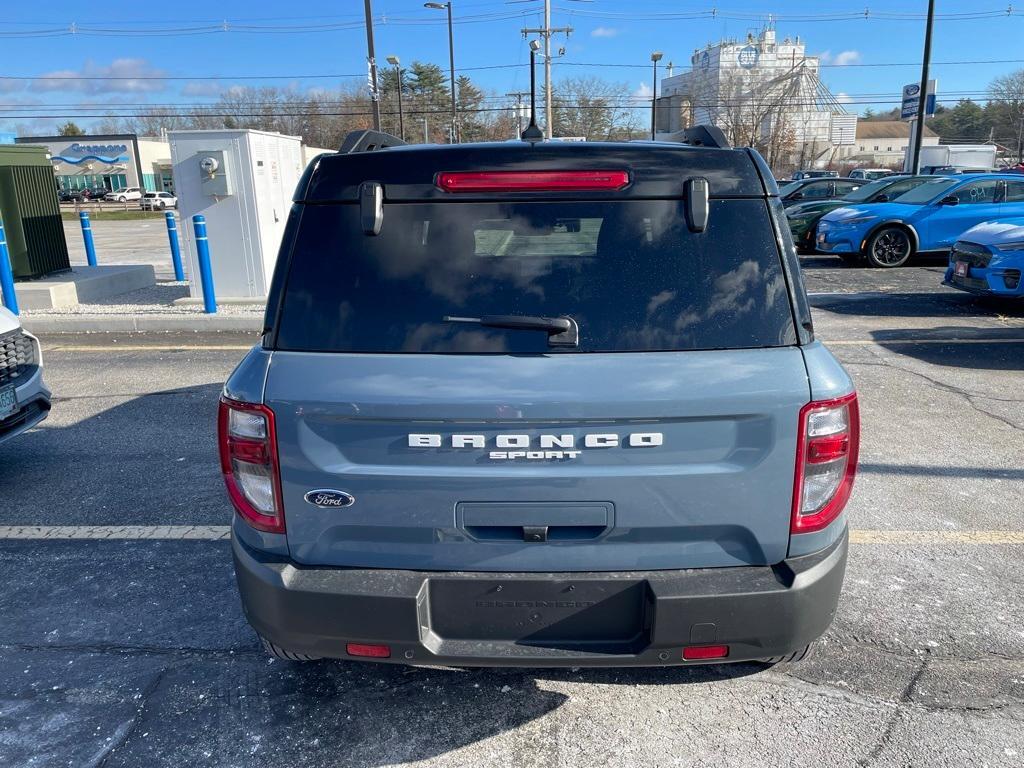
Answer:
(506, 91, 529, 137)
(909, 0, 935, 174)
(425, 3, 457, 142)
(522, 0, 572, 139)
(363, 0, 381, 131)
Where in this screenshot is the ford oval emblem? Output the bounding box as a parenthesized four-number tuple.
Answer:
(304, 489, 355, 508)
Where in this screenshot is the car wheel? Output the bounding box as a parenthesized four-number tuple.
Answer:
(117, 196, 126, 203)
(158, 201, 166, 210)
(760, 642, 814, 665)
(259, 634, 322, 662)
(864, 226, 914, 268)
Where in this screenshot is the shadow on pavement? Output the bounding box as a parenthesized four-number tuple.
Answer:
(809, 291, 1015, 318)
(869, 326, 1024, 371)
(0, 383, 228, 527)
(860, 462, 1024, 481)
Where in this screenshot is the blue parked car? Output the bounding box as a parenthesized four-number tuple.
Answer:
(815, 174, 1024, 267)
(944, 218, 1024, 297)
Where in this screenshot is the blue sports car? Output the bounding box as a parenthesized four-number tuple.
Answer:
(944, 218, 1024, 297)
(815, 174, 1024, 267)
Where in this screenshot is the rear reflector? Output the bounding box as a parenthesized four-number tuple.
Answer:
(683, 645, 730, 660)
(346, 643, 392, 658)
(792, 392, 860, 534)
(436, 170, 630, 193)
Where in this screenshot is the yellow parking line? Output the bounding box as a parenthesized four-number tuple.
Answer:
(43, 345, 253, 352)
(849, 530, 1024, 545)
(43, 339, 1024, 353)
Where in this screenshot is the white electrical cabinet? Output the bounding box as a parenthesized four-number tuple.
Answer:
(169, 129, 304, 299)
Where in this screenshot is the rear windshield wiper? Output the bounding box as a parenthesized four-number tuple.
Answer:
(443, 314, 579, 347)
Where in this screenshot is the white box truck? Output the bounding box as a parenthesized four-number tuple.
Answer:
(913, 144, 997, 174)
(169, 129, 305, 300)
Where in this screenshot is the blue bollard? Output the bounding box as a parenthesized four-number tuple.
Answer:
(165, 212, 185, 281)
(79, 211, 97, 266)
(0, 213, 19, 315)
(192, 214, 217, 314)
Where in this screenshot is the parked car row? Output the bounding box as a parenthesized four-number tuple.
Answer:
(56, 187, 177, 210)
(788, 173, 1024, 283)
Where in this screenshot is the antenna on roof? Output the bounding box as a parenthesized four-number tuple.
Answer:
(522, 39, 544, 142)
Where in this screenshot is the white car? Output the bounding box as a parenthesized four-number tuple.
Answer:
(848, 168, 895, 181)
(0, 307, 50, 445)
(105, 186, 143, 202)
(140, 191, 178, 210)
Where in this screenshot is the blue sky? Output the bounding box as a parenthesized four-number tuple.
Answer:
(2, 0, 1023, 134)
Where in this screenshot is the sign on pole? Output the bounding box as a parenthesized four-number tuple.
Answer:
(901, 80, 937, 121)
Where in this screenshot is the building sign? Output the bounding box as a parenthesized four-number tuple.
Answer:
(53, 142, 130, 165)
(901, 80, 936, 121)
(738, 45, 759, 69)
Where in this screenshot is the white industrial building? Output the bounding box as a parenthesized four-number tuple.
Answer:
(837, 121, 939, 167)
(656, 25, 856, 172)
(169, 128, 306, 300)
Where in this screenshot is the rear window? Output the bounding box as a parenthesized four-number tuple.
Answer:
(273, 199, 797, 354)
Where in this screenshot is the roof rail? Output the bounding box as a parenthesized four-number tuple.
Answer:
(338, 129, 408, 154)
(681, 125, 731, 149)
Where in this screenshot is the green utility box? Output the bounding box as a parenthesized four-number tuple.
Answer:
(0, 145, 70, 279)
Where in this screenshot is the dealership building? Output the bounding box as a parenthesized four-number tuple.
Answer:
(14, 133, 173, 194)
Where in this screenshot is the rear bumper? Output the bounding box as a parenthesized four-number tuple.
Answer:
(233, 528, 848, 667)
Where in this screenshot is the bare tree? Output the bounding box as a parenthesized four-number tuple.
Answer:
(989, 69, 1024, 162)
(551, 76, 641, 140)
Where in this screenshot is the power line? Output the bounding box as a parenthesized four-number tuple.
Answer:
(8, 95, 1024, 121)
(2, 57, 1023, 87)
(0, 5, 1021, 38)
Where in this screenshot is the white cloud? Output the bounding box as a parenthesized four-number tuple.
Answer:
(833, 50, 861, 66)
(31, 58, 168, 94)
(836, 92, 853, 104)
(632, 82, 653, 102)
(591, 26, 619, 38)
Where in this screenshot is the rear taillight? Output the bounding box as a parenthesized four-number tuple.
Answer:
(792, 392, 859, 534)
(435, 170, 630, 193)
(218, 397, 285, 533)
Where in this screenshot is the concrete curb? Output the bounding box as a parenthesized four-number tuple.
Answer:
(21, 313, 263, 334)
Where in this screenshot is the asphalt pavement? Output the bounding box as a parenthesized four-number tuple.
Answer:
(2, 258, 1023, 767)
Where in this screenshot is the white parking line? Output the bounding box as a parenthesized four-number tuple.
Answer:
(2, 526, 1023, 544)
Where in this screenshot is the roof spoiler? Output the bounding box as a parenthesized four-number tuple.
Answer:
(338, 129, 408, 154)
(680, 125, 730, 149)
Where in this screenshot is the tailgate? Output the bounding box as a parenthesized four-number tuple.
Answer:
(266, 348, 809, 571)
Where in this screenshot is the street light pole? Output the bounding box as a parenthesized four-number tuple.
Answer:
(363, 0, 381, 131)
(650, 51, 663, 141)
(386, 55, 404, 141)
(425, 2, 458, 143)
(910, 0, 936, 174)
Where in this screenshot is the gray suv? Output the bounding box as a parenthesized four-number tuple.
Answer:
(220, 129, 859, 667)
